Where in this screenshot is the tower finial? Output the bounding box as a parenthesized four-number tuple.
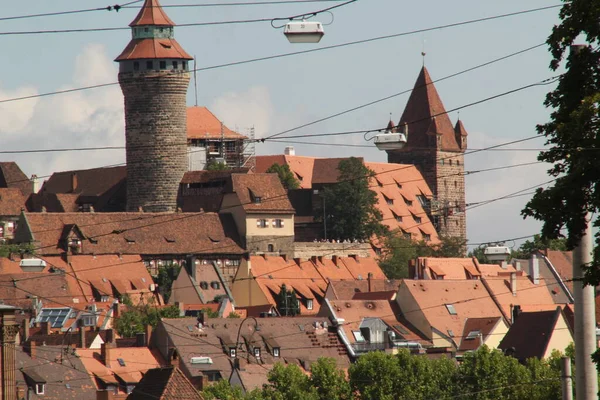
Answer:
(421, 38, 426, 66)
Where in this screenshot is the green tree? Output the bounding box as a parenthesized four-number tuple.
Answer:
(261, 363, 317, 400)
(275, 284, 300, 316)
(266, 163, 300, 190)
(228, 311, 241, 318)
(315, 157, 387, 241)
(394, 350, 457, 400)
(0, 243, 34, 258)
(155, 262, 180, 303)
(379, 234, 467, 279)
(349, 351, 402, 400)
(309, 358, 351, 400)
(511, 234, 567, 259)
(206, 159, 229, 171)
(115, 303, 180, 338)
(519, 1, 600, 280)
(202, 379, 246, 400)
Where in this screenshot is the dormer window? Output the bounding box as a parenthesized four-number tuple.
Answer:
(36, 384, 45, 395)
(254, 347, 261, 358)
(273, 347, 280, 357)
(229, 348, 236, 358)
(306, 299, 314, 310)
(254, 196, 262, 204)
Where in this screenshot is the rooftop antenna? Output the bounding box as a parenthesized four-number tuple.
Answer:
(193, 55, 198, 107)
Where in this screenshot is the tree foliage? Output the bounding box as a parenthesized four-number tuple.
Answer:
(115, 302, 180, 338)
(0, 243, 35, 258)
(266, 163, 300, 190)
(275, 284, 300, 316)
(206, 159, 229, 171)
(519, 0, 600, 284)
(155, 263, 180, 303)
(379, 234, 466, 279)
(309, 358, 351, 400)
(314, 157, 387, 241)
(511, 234, 567, 259)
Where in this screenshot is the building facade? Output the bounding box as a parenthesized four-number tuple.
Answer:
(386, 67, 467, 241)
(115, 0, 193, 212)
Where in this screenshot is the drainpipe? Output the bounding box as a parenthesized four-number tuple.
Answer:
(323, 298, 356, 358)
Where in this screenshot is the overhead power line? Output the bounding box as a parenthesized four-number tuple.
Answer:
(0, 1, 143, 22)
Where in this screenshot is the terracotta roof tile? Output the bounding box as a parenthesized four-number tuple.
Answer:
(181, 169, 249, 185)
(416, 257, 481, 280)
(27, 193, 81, 213)
(542, 250, 573, 293)
(0, 162, 31, 196)
(40, 166, 126, 198)
(397, 67, 460, 152)
(187, 107, 248, 140)
(325, 279, 402, 300)
(458, 317, 502, 351)
(228, 174, 294, 214)
(127, 367, 204, 400)
(0, 188, 26, 216)
(115, 38, 192, 61)
(129, 0, 175, 27)
(18, 212, 244, 256)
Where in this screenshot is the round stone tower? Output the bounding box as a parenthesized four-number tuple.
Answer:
(115, 0, 192, 212)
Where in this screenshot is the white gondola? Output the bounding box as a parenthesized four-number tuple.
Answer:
(374, 132, 408, 151)
(284, 20, 325, 43)
(484, 245, 511, 262)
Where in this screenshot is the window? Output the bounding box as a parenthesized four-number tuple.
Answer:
(306, 299, 314, 310)
(466, 330, 481, 340)
(423, 234, 431, 241)
(447, 329, 455, 337)
(210, 281, 220, 290)
(274, 219, 284, 228)
(267, 244, 274, 252)
(257, 219, 267, 228)
(146, 61, 153, 70)
(445, 304, 457, 315)
(117, 358, 126, 367)
(230, 348, 236, 358)
(454, 181, 458, 189)
(254, 348, 261, 358)
(395, 216, 402, 223)
(273, 347, 280, 357)
(200, 281, 209, 290)
(405, 200, 413, 206)
(172, 61, 178, 69)
(182, 61, 187, 70)
(83, 315, 96, 326)
(352, 330, 365, 342)
(36, 384, 45, 395)
(100, 295, 109, 303)
(456, 160, 460, 166)
(386, 198, 393, 206)
(414, 216, 422, 224)
(144, 27, 149, 32)
(133, 61, 139, 71)
(440, 159, 445, 165)
(254, 196, 262, 204)
(449, 160, 453, 166)
(159, 61, 166, 69)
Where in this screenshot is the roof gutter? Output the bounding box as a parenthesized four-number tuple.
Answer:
(480, 277, 512, 326)
(323, 298, 356, 358)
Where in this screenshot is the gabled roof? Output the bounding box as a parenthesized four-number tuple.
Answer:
(541, 250, 573, 294)
(129, 0, 175, 27)
(187, 107, 248, 140)
(325, 279, 402, 300)
(414, 257, 481, 280)
(0, 188, 26, 216)
(227, 174, 294, 214)
(398, 67, 460, 152)
(18, 212, 244, 256)
(498, 307, 564, 361)
(40, 166, 126, 197)
(127, 367, 204, 400)
(458, 317, 502, 351)
(0, 161, 31, 196)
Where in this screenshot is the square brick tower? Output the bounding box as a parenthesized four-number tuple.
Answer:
(386, 67, 467, 241)
(116, 0, 193, 212)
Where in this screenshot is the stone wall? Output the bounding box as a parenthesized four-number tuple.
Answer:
(246, 235, 295, 254)
(119, 70, 190, 212)
(292, 242, 372, 259)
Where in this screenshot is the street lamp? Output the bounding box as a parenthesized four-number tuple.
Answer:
(284, 20, 325, 43)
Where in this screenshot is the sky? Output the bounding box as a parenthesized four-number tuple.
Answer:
(0, 0, 565, 250)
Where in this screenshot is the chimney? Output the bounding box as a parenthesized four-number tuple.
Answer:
(367, 272, 373, 292)
(16, 387, 25, 400)
(22, 318, 30, 343)
(510, 272, 517, 296)
(105, 328, 114, 344)
(40, 321, 51, 335)
(112, 302, 120, 320)
(501, 261, 508, 270)
(145, 325, 152, 348)
(284, 146, 295, 156)
(71, 172, 78, 193)
(512, 304, 522, 323)
(186, 256, 197, 282)
(101, 342, 112, 368)
(96, 389, 116, 400)
(30, 174, 39, 194)
(136, 332, 146, 348)
(529, 255, 540, 285)
(513, 260, 522, 271)
(28, 341, 37, 359)
(79, 327, 86, 348)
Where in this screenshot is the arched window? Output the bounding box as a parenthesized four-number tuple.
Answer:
(267, 244, 275, 252)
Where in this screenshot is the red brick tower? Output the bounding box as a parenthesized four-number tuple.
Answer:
(116, 0, 193, 212)
(386, 67, 467, 241)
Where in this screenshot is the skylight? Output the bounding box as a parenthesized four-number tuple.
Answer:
(445, 304, 457, 315)
(117, 358, 126, 367)
(37, 308, 71, 328)
(466, 330, 481, 340)
(352, 330, 365, 343)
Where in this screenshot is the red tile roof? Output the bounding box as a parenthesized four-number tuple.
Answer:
(455, 120, 468, 137)
(40, 166, 126, 197)
(542, 250, 573, 294)
(0, 188, 26, 216)
(127, 367, 204, 400)
(115, 38, 192, 61)
(228, 174, 295, 214)
(398, 67, 460, 152)
(325, 279, 402, 300)
(458, 317, 502, 351)
(129, 0, 175, 27)
(186, 107, 248, 140)
(0, 162, 32, 196)
(18, 212, 244, 256)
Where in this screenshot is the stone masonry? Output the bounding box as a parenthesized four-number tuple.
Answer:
(119, 71, 190, 212)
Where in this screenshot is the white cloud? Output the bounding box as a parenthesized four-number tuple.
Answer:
(0, 44, 125, 179)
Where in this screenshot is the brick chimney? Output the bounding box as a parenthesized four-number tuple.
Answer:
(28, 341, 37, 359)
(510, 272, 517, 296)
(40, 321, 51, 335)
(105, 328, 114, 345)
(79, 327, 86, 348)
(101, 342, 112, 368)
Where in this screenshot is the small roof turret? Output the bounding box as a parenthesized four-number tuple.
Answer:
(455, 119, 468, 137)
(129, 0, 175, 27)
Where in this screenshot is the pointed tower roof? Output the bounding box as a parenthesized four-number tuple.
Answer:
(386, 119, 396, 132)
(455, 119, 468, 136)
(398, 67, 460, 151)
(129, 0, 175, 27)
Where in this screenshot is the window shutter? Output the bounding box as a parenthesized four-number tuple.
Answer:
(281, 220, 285, 227)
(256, 220, 261, 227)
